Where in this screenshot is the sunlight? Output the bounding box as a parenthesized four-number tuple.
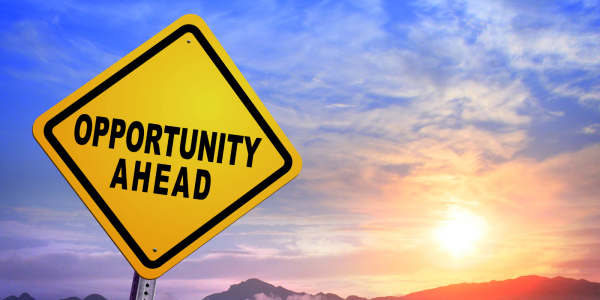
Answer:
(435, 209, 485, 257)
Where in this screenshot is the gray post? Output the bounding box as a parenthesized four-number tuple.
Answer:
(129, 271, 157, 300)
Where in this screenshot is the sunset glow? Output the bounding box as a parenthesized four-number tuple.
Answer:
(435, 210, 485, 257)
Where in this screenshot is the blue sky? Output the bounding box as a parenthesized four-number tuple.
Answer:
(2, 0, 600, 300)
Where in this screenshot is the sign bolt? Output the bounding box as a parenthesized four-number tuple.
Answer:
(153, 248, 157, 252)
(187, 40, 191, 43)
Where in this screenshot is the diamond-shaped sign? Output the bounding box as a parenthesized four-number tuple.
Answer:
(32, 14, 301, 279)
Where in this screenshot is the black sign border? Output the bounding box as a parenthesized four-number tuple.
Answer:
(43, 24, 293, 269)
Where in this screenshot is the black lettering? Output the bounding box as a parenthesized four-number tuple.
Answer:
(171, 167, 189, 198)
(216, 133, 227, 164)
(126, 121, 144, 152)
(144, 123, 162, 155)
(227, 134, 243, 165)
(193, 169, 211, 200)
(198, 131, 217, 162)
(109, 158, 127, 189)
(180, 128, 198, 160)
(92, 116, 109, 147)
(245, 137, 262, 167)
(74, 114, 93, 145)
(108, 118, 126, 149)
(132, 161, 151, 192)
(153, 164, 170, 195)
(164, 126, 181, 157)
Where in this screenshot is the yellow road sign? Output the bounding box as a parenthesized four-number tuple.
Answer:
(32, 14, 301, 279)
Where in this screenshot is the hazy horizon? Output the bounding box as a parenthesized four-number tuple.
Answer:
(4, 275, 600, 300)
(1, 0, 600, 300)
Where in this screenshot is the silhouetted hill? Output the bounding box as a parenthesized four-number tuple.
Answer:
(346, 296, 368, 300)
(3, 293, 35, 300)
(82, 295, 106, 300)
(370, 296, 402, 300)
(316, 293, 344, 300)
(402, 275, 600, 300)
(3, 294, 106, 300)
(203, 278, 308, 300)
(203, 279, 349, 300)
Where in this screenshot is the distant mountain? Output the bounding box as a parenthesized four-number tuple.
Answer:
(346, 296, 367, 300)
(2, 294, 106, 300)
(204, 276, 600, 300)
(314, 293, 344, 300)
(203, 278, 308, 300)
(202, 278, 350, 300)
(81, 295, 107, 300)
(402, 275, 600, 300)
(370, 296, 402, 300)
(3, 293, 35, 300)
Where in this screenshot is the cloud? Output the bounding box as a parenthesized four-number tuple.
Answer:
(326, 104, 356, 108)
(249, 293, 337, 300)
(10, 207, 90, 222)
(535, 144, 600, 204)
(554, 259, 600, 270)
(1, 19, 120, 87)
(0, 251, 127, 281)
(582, 124, 600, 134)
(252, 293, 281, 300)
(287, 238, 359, 256)
(287, 295, 324, 300)
(235, 214, 373, 226)
(0, 221, 99, 242)
(1, 19, 58, 62)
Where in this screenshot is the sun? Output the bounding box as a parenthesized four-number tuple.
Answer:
(435, 210, 485, 257)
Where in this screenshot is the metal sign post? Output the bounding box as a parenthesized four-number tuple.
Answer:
(129, 272, 157, 300)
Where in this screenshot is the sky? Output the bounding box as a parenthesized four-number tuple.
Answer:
(1, 0, 600, 300)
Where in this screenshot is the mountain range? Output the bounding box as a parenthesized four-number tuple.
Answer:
(2, 293, 107, 300)
(203, 276, 600, 300)
(6, 275, 600, 300)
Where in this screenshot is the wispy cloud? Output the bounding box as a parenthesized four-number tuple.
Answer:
(1, 19, 120, 87)
(235, 214, 373, 226)
(582, 123, 600, 134)
(0, 221, 98, 242)
(251, 293, 281, 300)
(10, 206, 89, 222)
(326, 104, 356, 108)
